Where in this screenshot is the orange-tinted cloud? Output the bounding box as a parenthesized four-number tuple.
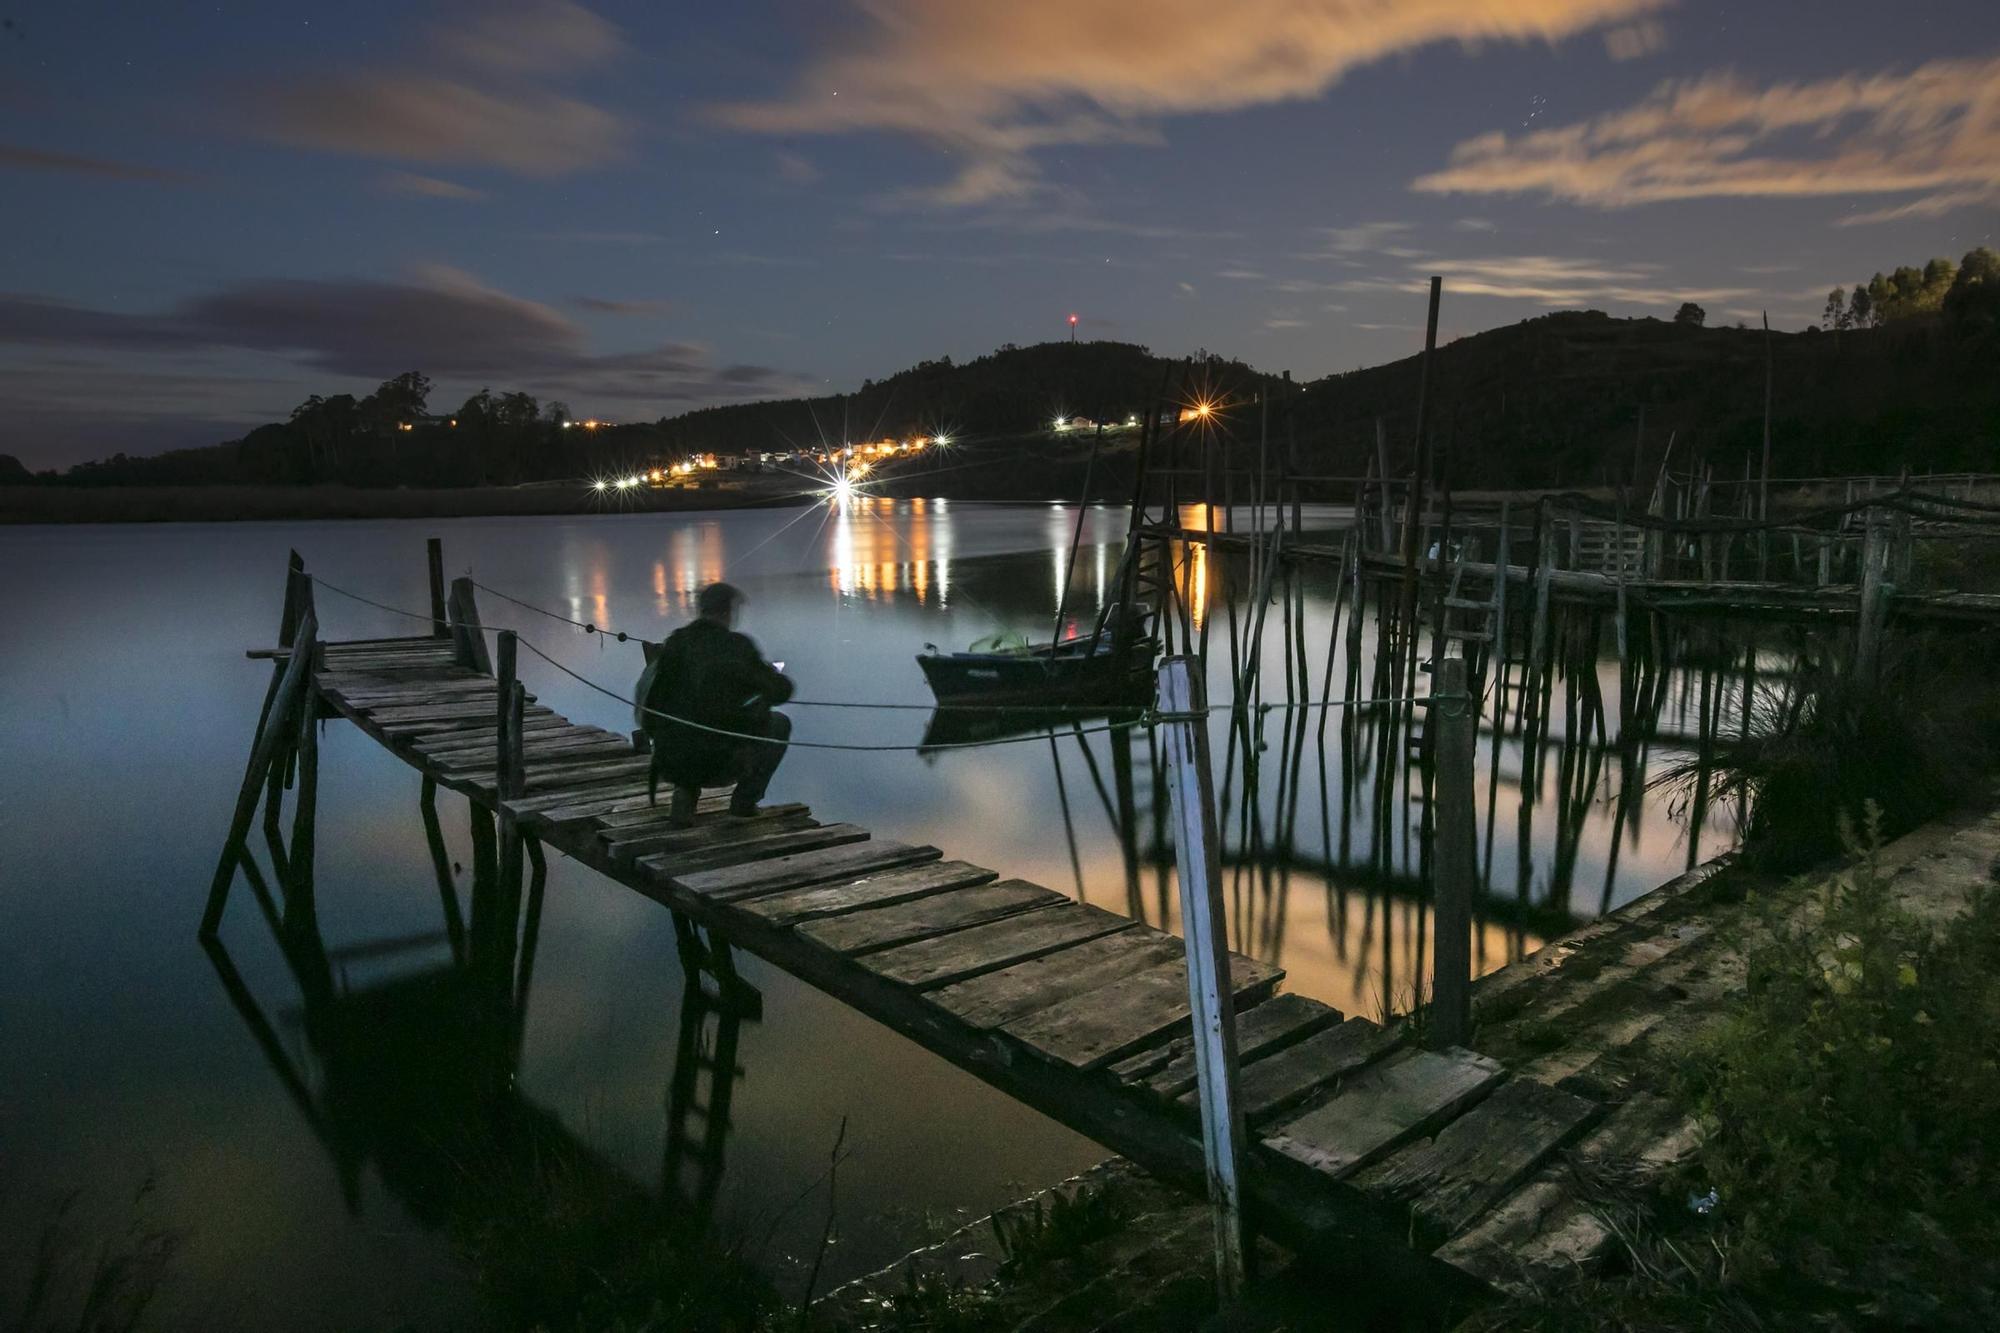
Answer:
(1414, 55, 2000, 220)
(715, 0, 1670, 203)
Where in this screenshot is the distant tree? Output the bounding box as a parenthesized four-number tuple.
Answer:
(494, 392, 540, 432)
(1673, 302, 1706, 327)
(1865, 273, 1894, 323)
(1944, 246, 2000, 337)
(1922, 256, 1957, 309)
(1848, 285, 1874, 328)
(1824, 287, 1850, 330)
(0, 453, 32, 484)
(457, 389, 496, 427)
(543, 400, 572, 426)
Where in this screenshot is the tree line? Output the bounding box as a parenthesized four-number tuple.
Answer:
(1822, 248, 2000, 332)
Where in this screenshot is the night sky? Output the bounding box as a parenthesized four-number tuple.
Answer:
(3, 1, 1995, 468)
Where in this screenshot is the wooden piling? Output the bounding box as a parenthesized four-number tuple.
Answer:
(204, 601, 318, 938)
(1855, 508, 1891, 685)
(448, 576, 493, 674)
(1429, 656, 1475, 1049)
(427, 537, 448, 637)
(1156, 655, 1250, 1297)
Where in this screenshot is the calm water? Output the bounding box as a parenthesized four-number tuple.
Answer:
(0, 502, 1736, 1329)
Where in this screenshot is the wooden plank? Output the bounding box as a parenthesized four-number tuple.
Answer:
(797, 879, 1065, 955)
(672, 840, 941, 902)
(1002, 952, 1284, 1072)
(1352, 1077, 1600, 1247)
(433, 738, 635, 774)
(734, 861, 1000, 928)
(378, 707, 556, 738)
(369, 699, 545, 724)
(1111, 993, 1341, 1101)
(930, 930, 1184, 1031)
(1433, 1093, 1698, 1293)
(599, 811, 816, 862)
(520, 757, 652, 791)
(859, 902, 1136, 988)
(639, 824, 871, 877)
(505, 782, 660, 821)
(1229, 1016, 1404, 1125)
(413, 723, 600, 756)
(1262, 1048, 1505, 1181)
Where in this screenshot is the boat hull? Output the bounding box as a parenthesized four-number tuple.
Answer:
(916, 640, 1158, 708)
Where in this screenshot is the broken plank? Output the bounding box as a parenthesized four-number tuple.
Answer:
(1002, 952, 1283, 1072)
(856, 901, 1132, 987)
(1227, 1017, 1404, 1126)
(930, 930, 1183, 1032)
(1432, 1092, 1698, 1294)
(1353, 1078, 1601, 1248)
(1112, 993, 1342, 1102)
(733, 861, 999, 928)
(797, 879, 1063, 955)
(639, 824, 870, 878)
(672, 841, 940, 902)
(1263, 1048, 1504, 1181)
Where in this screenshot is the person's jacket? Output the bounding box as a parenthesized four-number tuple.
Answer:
(640, 618, 793, 786)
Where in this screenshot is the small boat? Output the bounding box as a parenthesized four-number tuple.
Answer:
(916, 428, 1158, 710)
(916, 620, 1158, 709)
(916, 700, 1144, 754)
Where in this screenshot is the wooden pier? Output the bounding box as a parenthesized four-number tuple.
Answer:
(205, 553, 1685, 1305)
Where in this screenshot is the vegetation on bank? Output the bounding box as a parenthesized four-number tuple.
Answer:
(1682, 631, 2000, 872)
(1473, 820, 2000, 1331)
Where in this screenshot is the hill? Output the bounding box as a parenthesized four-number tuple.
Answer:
(19, 291, 1999, 508)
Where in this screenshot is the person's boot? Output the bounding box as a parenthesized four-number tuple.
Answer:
(669, 784, 700, 827)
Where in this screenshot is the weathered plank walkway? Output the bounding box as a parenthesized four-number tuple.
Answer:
(259, 629, 1618, 1293)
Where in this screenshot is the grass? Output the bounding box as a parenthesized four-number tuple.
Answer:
(989, 1180, 1133, 1277)
(8, 1177, 180, 1333)
(1467, 816, 2000, 1331)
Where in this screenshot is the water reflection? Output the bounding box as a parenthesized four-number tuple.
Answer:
(205, 776, 760, 1255)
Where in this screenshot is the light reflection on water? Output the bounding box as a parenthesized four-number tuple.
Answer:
(0, 501, 1739, 1328)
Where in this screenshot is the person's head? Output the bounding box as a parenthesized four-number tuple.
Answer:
(696, 581, 743, 627)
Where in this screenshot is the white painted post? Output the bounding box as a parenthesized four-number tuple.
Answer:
(1156, 655, 1249, 1297)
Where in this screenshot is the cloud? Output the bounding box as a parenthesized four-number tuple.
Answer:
(377, 170, 488, 200)
(1413, 54, 2000, 221)
(437, 0, 625, 74)
(261, 79, 624, 175)
(0, 142, 189, 183)
(575, 296, 673, 315)
(1601, 19, 1666, 61)
(1318, 220, 1417, 253)
(250, 0, 627, 176)
(1335, 254, 1756, 307)
(1453, 216, 1498, 231)
(713, 0, 1669, 202)
(0, 268, 805, 415)
(774, 150, 822, 185)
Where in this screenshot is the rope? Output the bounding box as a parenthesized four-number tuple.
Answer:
(513, 636, 1151, 752)
(305, 571, 1418, 734)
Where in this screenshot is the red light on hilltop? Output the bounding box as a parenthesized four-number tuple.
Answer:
(1068, 314, 1078, 324)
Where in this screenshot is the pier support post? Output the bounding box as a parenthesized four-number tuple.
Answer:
(1429, 656, 1475, 1049)
(448, 576, 493, 674)
(427, 537, 448, 637)
(1156, 656, 1249, 1298)
(204, 599, 318, 938)
(495, 630, 528, 984)
(1855, 508, 1891, 686)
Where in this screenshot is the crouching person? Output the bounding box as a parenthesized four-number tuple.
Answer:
(637, 581, 793, 823)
